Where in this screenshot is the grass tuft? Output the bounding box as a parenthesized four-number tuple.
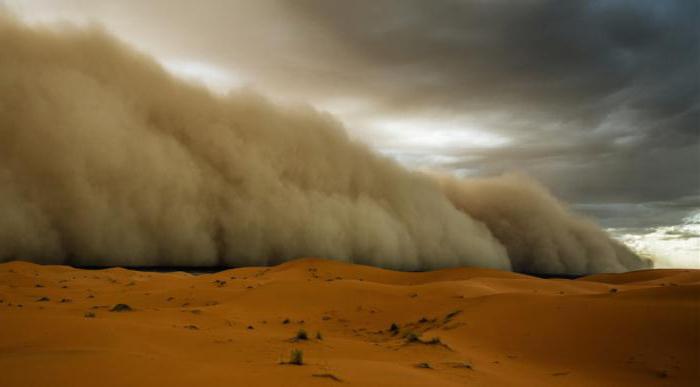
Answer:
(295, 328, 309, 341)
(404, 331, 420, 343)
(389, 322, 400, 334)
(289, 349, 304, 365)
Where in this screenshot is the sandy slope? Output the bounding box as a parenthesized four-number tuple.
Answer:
(0, 258, 697, 386)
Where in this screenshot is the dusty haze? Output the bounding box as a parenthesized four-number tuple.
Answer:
(438, 175, 648, 274)
(0, 15, 651, 273)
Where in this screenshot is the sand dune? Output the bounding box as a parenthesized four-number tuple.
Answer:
(0, 258, 697, 386)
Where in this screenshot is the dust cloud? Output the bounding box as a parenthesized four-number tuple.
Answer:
(0, 15, 651, 273)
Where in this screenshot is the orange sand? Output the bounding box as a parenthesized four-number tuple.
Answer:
(0, 258, 698, 386)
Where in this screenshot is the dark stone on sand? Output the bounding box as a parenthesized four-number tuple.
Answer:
(110, 303, 133, 312)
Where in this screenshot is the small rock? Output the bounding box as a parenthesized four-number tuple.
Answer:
(110, 304, 133, 312)
(312, 373, 342, 382)
(453, 362, 473, 370)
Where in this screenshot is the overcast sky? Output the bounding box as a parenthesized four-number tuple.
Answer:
(4, 0, 699, 229)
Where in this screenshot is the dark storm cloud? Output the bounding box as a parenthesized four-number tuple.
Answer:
(575, 195, 700, 229)
(282, 0, 699, 226)
(288, 1, 696, 108)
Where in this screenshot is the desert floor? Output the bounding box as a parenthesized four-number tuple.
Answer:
(0, 258, 698, 386)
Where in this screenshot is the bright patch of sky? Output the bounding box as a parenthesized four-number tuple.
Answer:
(161, 59, 246, 94)
(371, 118, 511, 150)
(609, 211, 700, 269)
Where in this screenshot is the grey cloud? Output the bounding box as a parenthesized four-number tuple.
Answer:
(284, 0, 699, 214)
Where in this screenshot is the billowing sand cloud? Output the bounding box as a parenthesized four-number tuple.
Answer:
(0, 16, 650, 273)
(438, 174, 651, 274)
